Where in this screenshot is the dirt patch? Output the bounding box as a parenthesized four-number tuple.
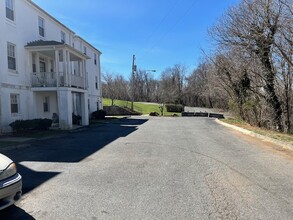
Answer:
(230, 129, 293, 160)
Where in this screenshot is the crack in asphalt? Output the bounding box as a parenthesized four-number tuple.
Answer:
(177, 146, 292, 206)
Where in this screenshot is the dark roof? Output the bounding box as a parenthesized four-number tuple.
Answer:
(25, 40, 64, 47)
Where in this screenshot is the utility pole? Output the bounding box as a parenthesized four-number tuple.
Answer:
(131, 54, 136, 111)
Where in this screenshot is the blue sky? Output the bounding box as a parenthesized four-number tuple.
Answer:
(33, 0, 240, 78)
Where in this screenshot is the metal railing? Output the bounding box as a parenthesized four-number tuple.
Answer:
(31, 72, 86, 89)
(31, 72, 57, 87)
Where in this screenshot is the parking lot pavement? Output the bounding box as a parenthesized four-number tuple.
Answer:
(1, 117, 293, 219)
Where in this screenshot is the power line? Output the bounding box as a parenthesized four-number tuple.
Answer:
(140, 1, 199, 61)
(141, 0, 180, 49)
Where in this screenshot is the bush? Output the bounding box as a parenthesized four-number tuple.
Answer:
(149, 112, 159, 116)
(165, 104, 184, 113)
(91, 110, 106, 120)
(72, 113, 82, 125)
(9, 118, 52, 133)
(34, 119, 53, 130)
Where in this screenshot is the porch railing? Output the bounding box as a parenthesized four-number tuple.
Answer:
(31, 72, 86, 89)
(31, 72, 57, 87)
(71, 75, 85, 89)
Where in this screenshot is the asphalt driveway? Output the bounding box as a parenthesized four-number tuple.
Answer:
(1, 117, 292, 219)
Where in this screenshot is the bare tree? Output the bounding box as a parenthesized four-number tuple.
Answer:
(185, 62, 215, 108)
(210, 0, 288, 131)
(102, 72, 115, 106)
(102, 72, 130, 105)
(159, 64, 187, 104)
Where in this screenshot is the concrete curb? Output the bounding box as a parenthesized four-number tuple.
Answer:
(215, 119, 293, 151)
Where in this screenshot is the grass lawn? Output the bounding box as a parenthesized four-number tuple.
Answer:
(103, 98, 180, 116)
(221, 118, 293, 144)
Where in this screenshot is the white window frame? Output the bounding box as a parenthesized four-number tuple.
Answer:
(38, 17, 45, 37)
(10, 94, 19, 114)
(95, 76, 98, 89)
(94, 53, 97, 65)
(43, 96, 50, 112)
(6, 0, 14, 21)
(7, 42, 16, 71)
(61, 31, 66, 43)
(83, 46, 87, 55)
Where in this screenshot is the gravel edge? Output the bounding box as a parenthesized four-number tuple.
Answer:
(215, 119, 293, 152)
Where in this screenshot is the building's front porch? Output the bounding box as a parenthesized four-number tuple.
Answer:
(25, 40, 89, 90)
(33, 88, 89, 130)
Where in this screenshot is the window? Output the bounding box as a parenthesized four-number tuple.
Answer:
(39, 57, 46, 72)
(38, 17, 45, 37)
(83, 46, 87, 55)
(61, 31, 65, 43)
(95, 76, 98, 89)
(50, 60, 54, 72)
(32, 54, 36, 72)
(7, 42, 16, 71)
(10, 94, 19, 114)
(94, 53, 97, 65)
(43, 96, 50, 112)
(6, 0, 14, 21)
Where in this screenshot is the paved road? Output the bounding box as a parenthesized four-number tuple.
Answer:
(1, 117, 293, 219)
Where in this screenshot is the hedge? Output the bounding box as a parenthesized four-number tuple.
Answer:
(9, 118, 52, 133)
(91, 109, 106, 120)
(165, 104, 184, 113)
(149, 112, 159, 116)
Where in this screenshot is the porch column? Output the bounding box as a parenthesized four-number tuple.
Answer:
(63, 49, 68, 86)
(79, 60, 82, 77)
(55, 50, 59, 87)
(57, 89, 73, 129)
(66, 50, 71, 86)
(82, 60, 87, 88)
(81, 92, 89, 126)
(35, 53, 40, 73)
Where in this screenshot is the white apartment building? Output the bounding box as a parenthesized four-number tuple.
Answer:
(0, 0, 103, 132)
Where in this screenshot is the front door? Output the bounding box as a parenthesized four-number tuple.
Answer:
(40, 61, 46, 72)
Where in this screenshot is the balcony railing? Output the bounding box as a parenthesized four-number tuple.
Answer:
(71, 75, 85, 89)
(31, 72, 86, 89)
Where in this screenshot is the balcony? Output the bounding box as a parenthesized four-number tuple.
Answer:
(25, 40, 90, 90)
(31, 72, 87, 89)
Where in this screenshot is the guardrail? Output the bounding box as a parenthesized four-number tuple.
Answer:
(181, 112, 225, 119)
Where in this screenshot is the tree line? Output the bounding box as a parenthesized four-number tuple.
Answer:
(102, 63, 187, 106)
(103, 0, 292, 133)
